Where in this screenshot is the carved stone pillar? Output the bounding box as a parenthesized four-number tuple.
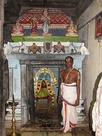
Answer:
(9, 69, 13, 99)
(5, 55, 22, 128)
(0, 0, 5, 135)
(21, 64, 29, 125)
(27, 65, 35, 123)
(0, 54, 4, 136)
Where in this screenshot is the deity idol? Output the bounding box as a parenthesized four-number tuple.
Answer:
(41, 8, 50, 34)
(11, 20, 24, 36)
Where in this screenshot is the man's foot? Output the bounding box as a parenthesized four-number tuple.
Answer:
(72, 128, 77, 136)
(60, 127, 64, 132)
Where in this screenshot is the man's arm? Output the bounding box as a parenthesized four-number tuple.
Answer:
(58, 70, 64, 104)
(75, 71, 80, 106)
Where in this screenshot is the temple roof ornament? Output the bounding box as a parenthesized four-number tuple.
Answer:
(11, 8, 72, 37)
(4, 42, 90, 55)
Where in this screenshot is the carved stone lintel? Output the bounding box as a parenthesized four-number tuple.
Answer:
(20, 60, 65, 66)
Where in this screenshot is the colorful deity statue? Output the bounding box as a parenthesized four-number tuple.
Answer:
(11, 20, 24, 36)
(35, 79, 55, 105)
(66, 20, 78, 36)
(41, 8, 50, 34)
(31, 15, 37, 33)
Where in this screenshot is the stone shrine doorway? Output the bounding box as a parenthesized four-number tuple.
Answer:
(33, 67, 61, 128)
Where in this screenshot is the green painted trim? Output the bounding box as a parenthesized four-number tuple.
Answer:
(11, 36, 78, 42)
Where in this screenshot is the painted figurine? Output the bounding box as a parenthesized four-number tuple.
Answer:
(41, 8, 50, 34)
(11, 20, 24, 36)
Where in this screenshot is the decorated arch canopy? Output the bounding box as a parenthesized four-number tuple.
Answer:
(19, 8, 70, 29)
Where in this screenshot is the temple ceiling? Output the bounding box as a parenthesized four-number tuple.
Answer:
(4, 0, 94, 24)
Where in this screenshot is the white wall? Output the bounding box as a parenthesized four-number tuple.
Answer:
(78, 0, 102, 120)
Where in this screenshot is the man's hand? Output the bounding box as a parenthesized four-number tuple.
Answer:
(75, 99, 79, 106)
(58, 97, 62, 104)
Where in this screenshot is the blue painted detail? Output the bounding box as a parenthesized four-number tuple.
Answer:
(24, 28, 66, 36)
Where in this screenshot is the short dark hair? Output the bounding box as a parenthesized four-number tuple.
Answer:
(65, 56, 73, 62)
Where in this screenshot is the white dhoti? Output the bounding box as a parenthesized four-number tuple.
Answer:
(60, 82, 78, 133)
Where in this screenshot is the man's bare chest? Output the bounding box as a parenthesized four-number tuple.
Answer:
(63, 71, 76, 83)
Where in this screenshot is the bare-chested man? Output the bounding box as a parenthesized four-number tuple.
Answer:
(58, 56, 80, 136)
